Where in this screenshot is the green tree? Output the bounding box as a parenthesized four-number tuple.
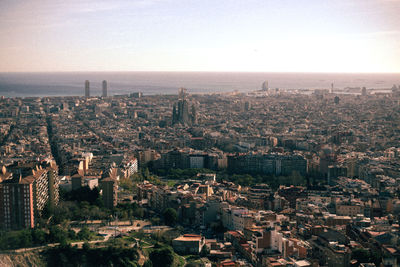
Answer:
(120, 177, 134, 191)
(77, 226, 92, 240)
(49, 225, 68, 244)
(131, 172, 144, 183)
(32, 228, 47, 245)
(18, 229, 32, 248)
(143, 168, 150, 179)
(68, 229, 76, 240)
(163, 208, 178, 226)
(200, 245, 210, 257)
(82, 241, 90, 251)
(132, 204, 144, 218)
(149, 246, 174, 267)
(186, 262, 205, 267)
(151, 217, 161, 226)
(143, 260, 153, 267)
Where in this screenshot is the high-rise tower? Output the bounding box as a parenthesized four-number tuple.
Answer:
(85, 80, 90, 97)
(262, 80, 268, 91)
(102, 80, 108, 97)
(361, 86, 367, 96)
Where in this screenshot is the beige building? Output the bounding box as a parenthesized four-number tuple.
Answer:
(172, 234, 205, 254)
(336, 204, 363, 217)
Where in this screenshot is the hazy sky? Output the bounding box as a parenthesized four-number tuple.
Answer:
(0, 0, 399, 72)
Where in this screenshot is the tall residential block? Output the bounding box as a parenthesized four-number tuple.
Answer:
(0, 162, 59, 230)
(102, 80, 108, 97)
(100, 168, 118, 209)
(85, 80, 90, 97)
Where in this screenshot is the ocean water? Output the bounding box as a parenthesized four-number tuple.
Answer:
(0, 72, 399, 97)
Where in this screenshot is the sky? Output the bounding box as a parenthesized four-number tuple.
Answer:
(0, 0, 399, 73)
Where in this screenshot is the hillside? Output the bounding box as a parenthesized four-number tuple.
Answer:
(0, 252, 45, 267)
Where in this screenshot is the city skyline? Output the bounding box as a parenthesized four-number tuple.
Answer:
(0, 0, 400, 73)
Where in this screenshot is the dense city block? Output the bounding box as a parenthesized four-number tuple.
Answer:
(1, 86, 400, 267)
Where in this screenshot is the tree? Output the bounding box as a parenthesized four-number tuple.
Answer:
(163, 208, 178, 226)
(77, 226, 92, 241)
(149, 246, 174, 267)
(52, 201, 76, 224)
(186, 262, 205, 267)
(68, 229, 76, 240)
(176, 226, 184, 234)
(143, 260, 153, 267)
(49, 225, 68, 244)
(200, 245, 210, 257)
(143, 168, 150, 179)
(119, 177, 134, 191)
(32, 229, 47, 245)
(82, 241, 90, 251)
(2, 232, 20, 250)
(151, 217, 161, 226)
(18, 229, 32, 248)
(132, 205, 144, 218)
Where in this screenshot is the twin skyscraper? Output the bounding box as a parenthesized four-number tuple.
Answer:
(84, 80, 108, 97)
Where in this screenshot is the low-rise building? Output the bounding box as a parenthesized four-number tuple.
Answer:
(172, 234, 205, 254)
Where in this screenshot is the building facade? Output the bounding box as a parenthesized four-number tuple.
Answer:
(85, 80, 90, 97)
(100, 176, 118, 209)
(0, 163, 59, 230)
(102, 80, 107, 97)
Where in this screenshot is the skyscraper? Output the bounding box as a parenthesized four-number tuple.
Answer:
(262, 80, 268, 91)
(85, 80, 90, 97)
(102, 80, 108, 97)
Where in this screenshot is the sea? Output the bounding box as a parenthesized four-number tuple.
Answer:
(0, 72, 399, 97)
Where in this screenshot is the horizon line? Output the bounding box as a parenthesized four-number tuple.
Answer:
(1, 70, 400, 75)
